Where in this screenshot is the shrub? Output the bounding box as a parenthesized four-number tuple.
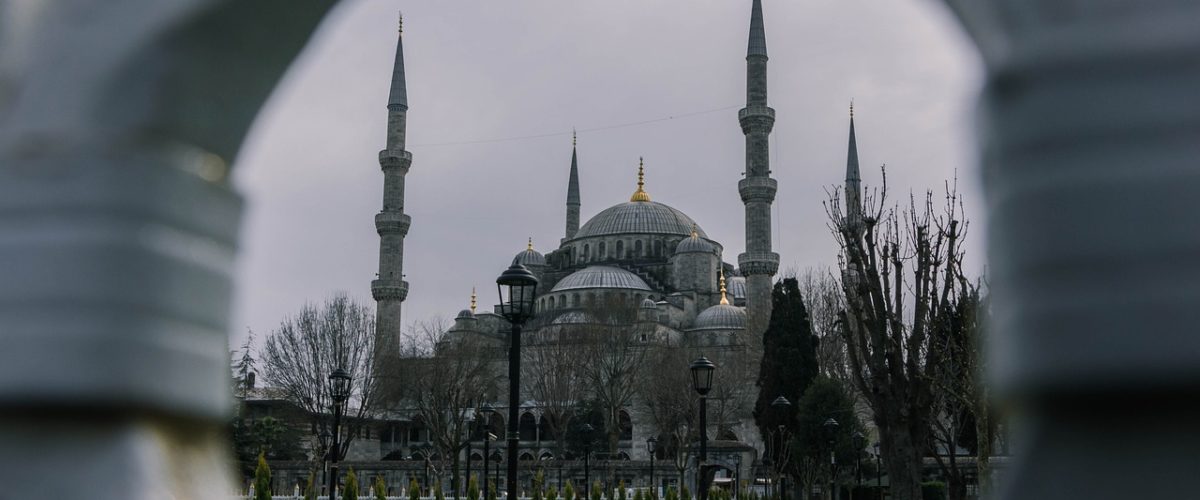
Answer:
(253, 452, 271, 500)
(634, 488, 644, 500)
(374, 475, 388, 500)
(488, 481, 498, 500)
(468, 475, 481, 500)
(665, 486, 677, 500)
(409, 478, 422, 500)
(533, 471, 545, 500)
(591, 481, 602, 500)
(342, 468, 360, 500)
(564, 481, 576, 500)
(305, 471, 318, 500)
(680, 485, 690, 500)
(619, 481, 627, 500)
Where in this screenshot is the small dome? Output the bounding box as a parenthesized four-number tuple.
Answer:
(640, 298, 657, 309)
(512, 248, 546, 267)
(675, 233, 715, 254)
(691, 304, 747, 331)
(727, 276, 747, 301)
(456, 309, 476, 319)
(550, 266, 651, 292)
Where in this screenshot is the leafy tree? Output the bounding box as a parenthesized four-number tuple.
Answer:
(253, 452, 272, 500)
(791, 377, 865, 499)
(374, 475, 388, 500)
(342, 468, 360, 500)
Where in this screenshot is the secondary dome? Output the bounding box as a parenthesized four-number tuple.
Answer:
(575, 201, 707, 239)
(551, 266, 651, 292)
(675, 229, 715, 254)
(512, 239, 546, 267)
(692, 304, 747, 331)
(456, 309, 476, 319)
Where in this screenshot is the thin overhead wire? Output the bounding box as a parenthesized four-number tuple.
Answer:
(409, 104, 741, 148)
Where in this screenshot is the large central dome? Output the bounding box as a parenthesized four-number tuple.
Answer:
(575, 201, 707, 239)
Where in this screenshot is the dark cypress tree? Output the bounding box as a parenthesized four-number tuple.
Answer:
(753, 277, 820, 458)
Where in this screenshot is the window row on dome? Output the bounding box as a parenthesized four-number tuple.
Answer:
(537, 291, 658, 314)
(565, 236, 688, 265)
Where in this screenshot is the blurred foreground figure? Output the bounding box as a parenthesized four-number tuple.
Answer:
(944, 2, 1200, 499)
(0, 1, 332, 497)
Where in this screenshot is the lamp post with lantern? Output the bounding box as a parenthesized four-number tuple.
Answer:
(328, 368, 352, 500)
(647, 436, 658, 497)
(497, 263, 539, 500)
(690, 356, 715, 500)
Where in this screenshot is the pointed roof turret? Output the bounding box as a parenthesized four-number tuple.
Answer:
(845, 102, 863, 232)
(568, 131, 580, 205)
(748, 0, 768, 58)
(388, 12, 408, 109)
(846, 102, 861, 186)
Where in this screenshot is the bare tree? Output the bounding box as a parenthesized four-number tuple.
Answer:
(826, 171, 973, 500)
(638, 340, 698, 481)
(797, 268, 850, 385)
(523, 328, 590, 458)
(260, 293, 381, 463)
(397, 317, 502, 499)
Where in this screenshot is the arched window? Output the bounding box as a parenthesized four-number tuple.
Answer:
(519, 413, 538, 441)
(616, 240, 624, 258)
(548, 296, 555, 309)
(635, 240, 643, 257)
(599, 242, 607, 259)
(519, 452, 535, 462)
(539, 452, 555, 461)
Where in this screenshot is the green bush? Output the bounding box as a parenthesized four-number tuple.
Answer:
(253, 452, 271, 500)
(921, 481, 947, 500)
(533, 471, 545, 500)
(665, 486, 677, 500)
(618, 481, 627, 500)
(488, 481, 498, 500)
(634, 488, 644, 500)
(591, 481, 602, 500)
(374, 475, 388, 500)
(468, 475, 481, 500)
(564, 481, 576, 500)
(410, 478, 422, 500)
(680, 485, 690, 500)
(342, 468, 360, 500)
(548, 485, 559, 500)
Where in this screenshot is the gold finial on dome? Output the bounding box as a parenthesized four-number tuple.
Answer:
(719, 267, 730, 305)
(470, 287, 477, 314)
(527, 237, 533, 251)
(690, 223, 699, 239)
(630, 157, 651, 202)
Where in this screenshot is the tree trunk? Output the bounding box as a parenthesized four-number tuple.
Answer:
(879, 415, 923, 500)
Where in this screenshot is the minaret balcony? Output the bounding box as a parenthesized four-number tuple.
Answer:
(372, 279, 409, 301)
(738, 252, 780, 277)
(375, 212, 411, 236)
(378, 149, 413, 170)
(738, 105, 775, 121)
(738, 177, 778, 203)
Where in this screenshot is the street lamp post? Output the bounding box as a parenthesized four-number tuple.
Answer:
(329, 368, 352, 500)
(647, 436, 658, 498)
(497, 263, 539, 500)
(823, 418, 839, 500)
(690, 356, 715, 500)
(770, 396, 791, 500)
(852, 432, 865, 499)
(482, 404, 496, 499)
(582, 424, 594, 495)
(872, 443, 881, 500)
(320, 428, 332, 497)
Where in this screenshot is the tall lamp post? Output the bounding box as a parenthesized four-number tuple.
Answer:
(690, 356, 715, 500)
(482, 403, 497, 498)
(770, 396, 791, 500)
(647, 436, 658, 497)
(823, 418, 839, 500)
(871, 443, 881, 500)
(582, 423, 594, 494)
(329, 368, 352, 500)
(852, 431, 866, 498)
(497, 263, 539, 500)
(319, 429, 332, 496)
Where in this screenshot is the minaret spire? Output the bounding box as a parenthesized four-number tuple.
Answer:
(564, 132, 581, 240)
(845, 102, 863, 234)
(373, 14, 414, 364)
(737, 0, 780, 337)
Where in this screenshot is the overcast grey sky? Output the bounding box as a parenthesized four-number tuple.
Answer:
(229, 0, 983, 350)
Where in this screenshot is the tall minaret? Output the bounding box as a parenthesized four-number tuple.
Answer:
(372, 15, 412, 363)
(737, 0, 780, 337)
(844, 103, 863, 234)
(564, 131, 581, 241)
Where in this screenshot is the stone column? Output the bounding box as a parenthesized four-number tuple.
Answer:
(943, 2, 1200, 498)
(0, 1, 332, 498)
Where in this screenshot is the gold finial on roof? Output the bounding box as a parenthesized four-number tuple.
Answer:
(719, 267, 729, 305)
(630, 157, 651, 202)
(691, 223, 699, 239)
(470, 287, 477, 314)
(527, 237, 533, 251)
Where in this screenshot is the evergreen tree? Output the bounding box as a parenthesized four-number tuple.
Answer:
(665, 486, 677, 500)
(410, 478, 422, 500)
(618, 480, 626, 500)
(487, 480, 498, 500)
(548, 485, 559, 500)
(753, 278, 820, 458)
(343, 468, 360, 500)
(468, 475, 481, 500)
(564, 481, 576, 500)
(374, 475, 388, 500)
(533, 470, 545, 500)
(591, 481, 602, 500)
(304, 471, 317, 500)
(253, 452, 272, 500)
(634, 488, 644, 500)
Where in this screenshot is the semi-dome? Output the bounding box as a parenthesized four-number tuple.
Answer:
(575, 201, 707, 239)
(512, 239, 546, 267)
(551, 266, 651, 292)
(691, 304, 747, 331)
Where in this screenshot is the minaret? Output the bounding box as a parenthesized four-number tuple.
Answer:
(372, 14, 412, 363)
(844, 102, 863, 235)
(564, 131, 581, 241)
(737, 0, 780, 337)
